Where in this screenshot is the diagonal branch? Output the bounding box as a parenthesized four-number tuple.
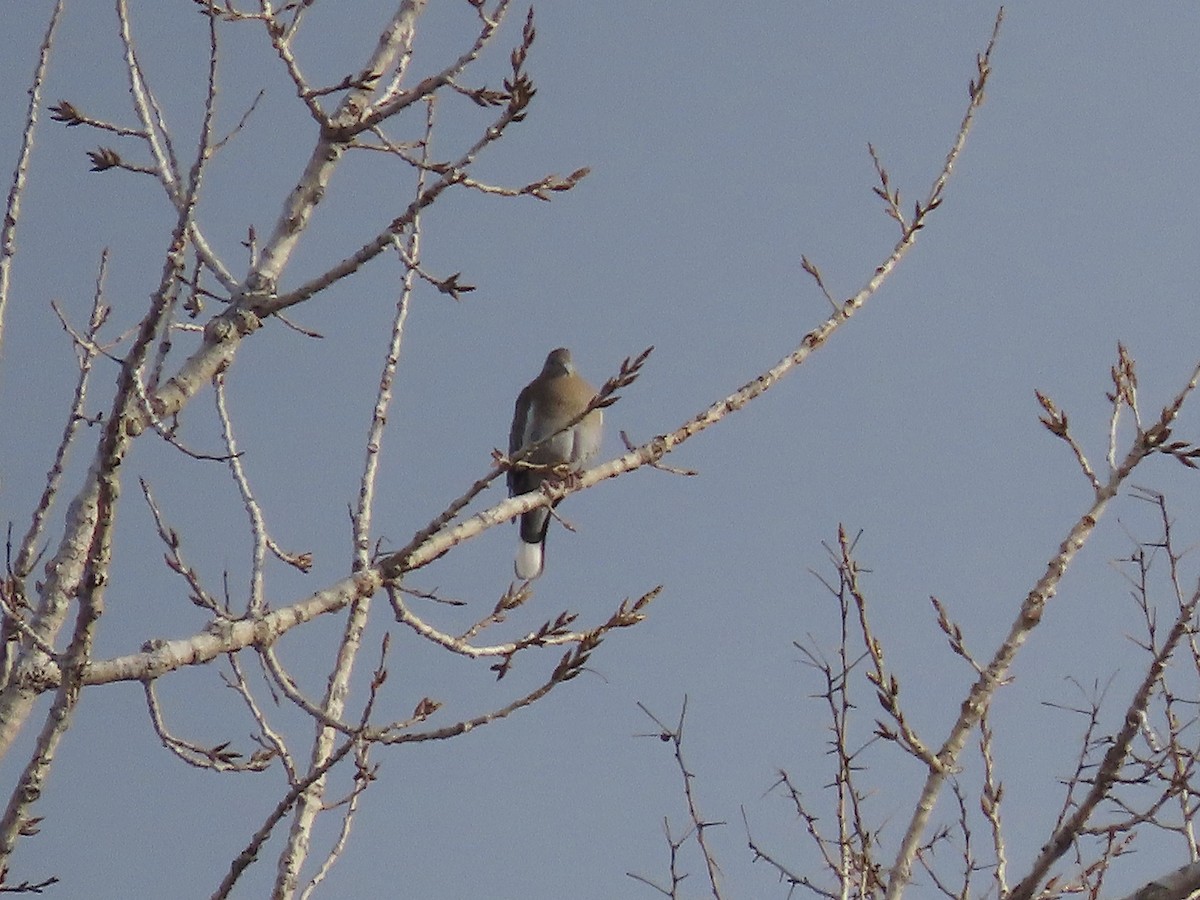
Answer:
(0, 0, 64, 354)
(884, 356, 1200, 898)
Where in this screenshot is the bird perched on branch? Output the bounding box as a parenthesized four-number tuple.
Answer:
(508, 347, 603, 580)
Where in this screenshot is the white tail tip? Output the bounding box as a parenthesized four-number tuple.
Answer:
(515, 541, 544, 580)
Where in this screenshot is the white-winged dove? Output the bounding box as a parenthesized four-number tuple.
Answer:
(508, 348, 603, 580)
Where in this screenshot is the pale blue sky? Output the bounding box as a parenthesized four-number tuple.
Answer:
(4, 4, 1200, 897)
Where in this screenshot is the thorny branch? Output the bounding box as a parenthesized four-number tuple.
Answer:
(631, 699, 725, 900)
